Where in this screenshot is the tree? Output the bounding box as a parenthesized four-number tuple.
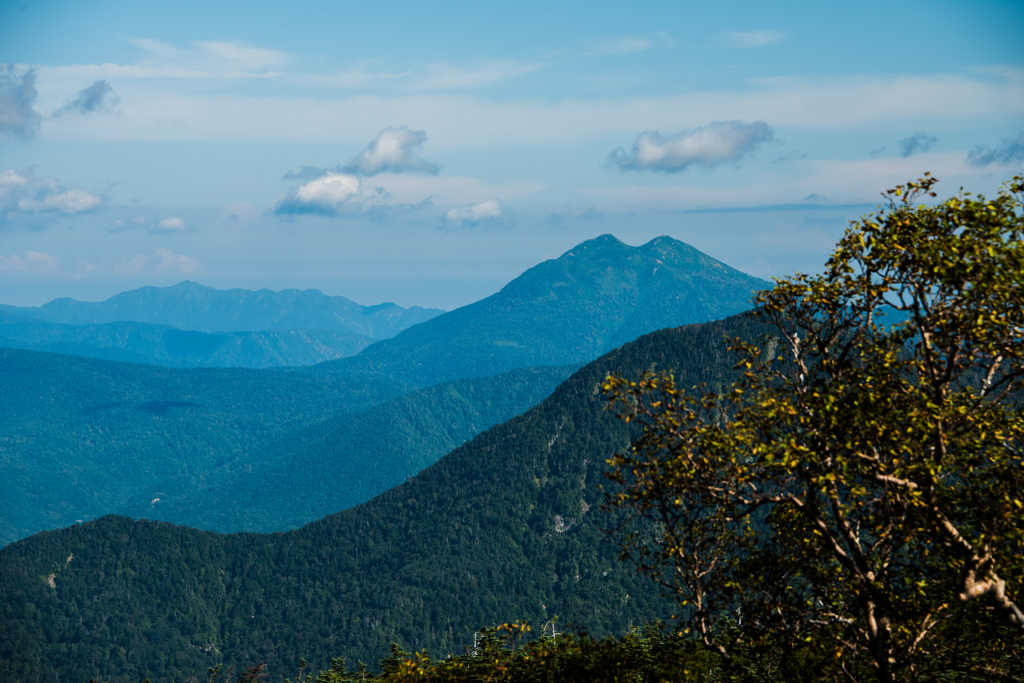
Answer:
(603, 175, 1024, 682)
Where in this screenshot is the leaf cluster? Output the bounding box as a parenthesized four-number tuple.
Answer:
(604, 176, 1024, 682)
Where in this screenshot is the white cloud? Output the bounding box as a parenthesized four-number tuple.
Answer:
(155, 247, 198, 272)
(444, 199, 504, 228)
(341, 127, 440, 176)
(720, 30, 788, 48)
(1, 169, 102, 224)
(273, 172, 361, 216)
(607, 120, 775, 172)
(296, 173, 359, 205)
(0, 251, 60, 272)
(157, 216, 187, 231)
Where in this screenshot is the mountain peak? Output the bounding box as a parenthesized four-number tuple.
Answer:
(314, 233, 769, 387)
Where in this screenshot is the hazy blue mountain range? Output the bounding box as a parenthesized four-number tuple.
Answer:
(0, 348, 569, 547)
(310, 234, 770, 387)
(0, 280, 444, 338)
(0, 312, 373, 369)
(0, 314, 773, 683)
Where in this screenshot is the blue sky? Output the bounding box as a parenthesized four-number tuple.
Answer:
(1, 0, 1022, 309)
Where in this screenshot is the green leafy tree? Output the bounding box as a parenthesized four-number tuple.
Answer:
(603, 175, 1024, 682)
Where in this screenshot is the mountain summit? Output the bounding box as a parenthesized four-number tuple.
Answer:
(313, 234, 770, 386)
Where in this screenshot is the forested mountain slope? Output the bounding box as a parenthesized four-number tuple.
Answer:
(113, 364, 577, 533)
(0, 351, 569, 546)
(0, 281, 442, 338)
(310, 234, 769, 387)
(0, 312, 373, 368)
(0, 348, 410, 546)
(0, 313, 774, 683)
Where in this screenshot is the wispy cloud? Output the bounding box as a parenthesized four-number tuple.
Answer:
(771, 151, 807, 164)
(586, 36, 652, 56)
(32, 70, 1024, 144)
(414, 60, 540, 90)
(1, 168, 103, 226)
(155, 247, 199, 272)
(111, 248, 199, 274)
(51, 80, 120, 119)
(341, 127, 441, 176)
(0, 65, 41, 139)
(607, 120, 775, 173)
(155, 216, 188, 233)
(443, 198, 505, 229)
(967, 131, 1024, 167)
(719, 30, 787, 48)
(0, 250, 60, 272)
(44, 39, 288, 83)
(898, 132, 937, 157)
(548, 205, 605, 224)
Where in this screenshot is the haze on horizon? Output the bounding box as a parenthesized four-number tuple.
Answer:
(1, 0, 1022, 310)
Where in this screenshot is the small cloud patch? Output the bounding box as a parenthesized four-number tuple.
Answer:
(967, 131, 1024, 168)
(1, 169, 102, 226)
(0, 250, 60, 272)
(899, 133, 937, 158)
(273, 172, 361, 216)
(549, 205, 605, 224)
(607, 120, 775, 173)
(340, 127, 440, 177)
(0, 65, 41, 139)
(51, 80, 120, 119)
(444, 199, 504, 229)
(157, 217, 188, 232)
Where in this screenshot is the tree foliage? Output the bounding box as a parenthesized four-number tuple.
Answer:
(604, 175, 1024, 682)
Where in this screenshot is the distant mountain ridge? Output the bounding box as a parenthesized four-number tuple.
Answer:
(312, 234, 770, 386)
(0, 281, 443, 338)
(0, 312, 373, 369)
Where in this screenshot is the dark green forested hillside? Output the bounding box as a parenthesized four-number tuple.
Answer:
(0, 313, 774, 683)
(309, 235, 769, 387)
(0, 349, 571, 546)
(113, 364, 577, 533)
(0, 313, 374, 369)
(0, 349, 411, 546)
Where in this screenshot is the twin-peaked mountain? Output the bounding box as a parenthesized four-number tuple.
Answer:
(312, 234, 769, 386)
(0, 236, 765, 372)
